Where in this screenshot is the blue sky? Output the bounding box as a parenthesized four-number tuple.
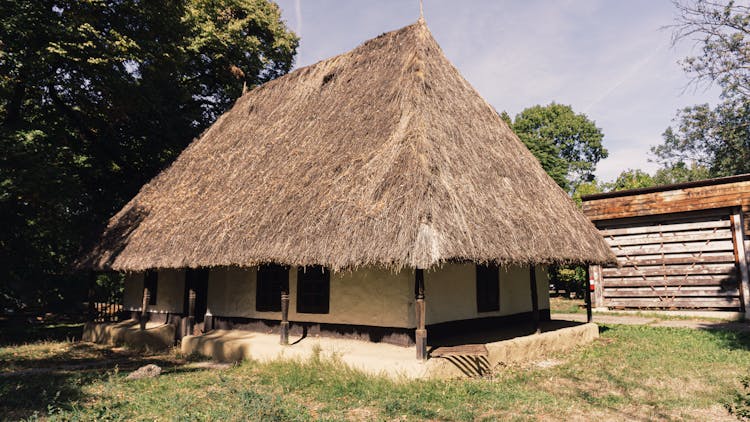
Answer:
(274, 0, 721, 182)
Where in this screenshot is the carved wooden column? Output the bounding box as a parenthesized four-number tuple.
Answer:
(140, 286, 150, 331)
(415, 268, 427, 360)
(529, 265, 540, 334)
(280, 280, 290, 345)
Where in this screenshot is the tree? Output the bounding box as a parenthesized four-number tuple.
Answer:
(653, 0, 750, 177)
(652, 160, 711, 185)
(0, 0, 298, 311)
(506, 103, 608, 192)
(603, 169, 655, 191)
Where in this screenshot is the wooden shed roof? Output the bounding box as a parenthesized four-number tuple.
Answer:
(581, 174, 750, 221)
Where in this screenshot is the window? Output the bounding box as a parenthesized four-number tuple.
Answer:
(256, 264, 288, 312)
(296, 266, 330, 314)
(144, 270, 158, 306)
(476, 264, 499, 312)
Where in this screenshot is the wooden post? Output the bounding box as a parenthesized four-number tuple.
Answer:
(529, 265, 540, 334)
(140, 286, 150, 330)
(280, 281, 290, 345)
(186, 287, 196, 336)
(415, 268, 427, 360)
(589, 264, 604, 308)
(584, 266, 593, 323)
(730, 209, 750, 317)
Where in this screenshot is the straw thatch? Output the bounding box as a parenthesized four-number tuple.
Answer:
(81, 20, 616, 272)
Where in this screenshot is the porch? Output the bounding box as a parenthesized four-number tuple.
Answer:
(180, 320, 599, 379)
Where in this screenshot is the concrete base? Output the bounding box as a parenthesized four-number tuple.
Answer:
(428, 322, 599, 378)
(82, 319, 175, 350)
(181, 322, 599, 379)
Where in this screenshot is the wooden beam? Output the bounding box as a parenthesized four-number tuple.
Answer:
(605, 230, 732, 246)
(604, 297, 741, 308)
(529, 266, 540, 334)
(415, 269, 427, 360)
(730, 209, 750, 316)
(590, 265, 604, 308)
(581, 179, 750, 221)
(617, 254, 736, 266)
(280, 278, 290, 345)
(612, 240, 735, 256)
(140, 286, 150, 331)
(601, 275, 737, 287)
(186, 287, 196, 337)
(600, 220, 730, 236)
(602, 263, 736, 277)
(584, 266, 593, 323)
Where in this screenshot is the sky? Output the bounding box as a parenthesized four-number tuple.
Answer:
(274, 0, 721, 182)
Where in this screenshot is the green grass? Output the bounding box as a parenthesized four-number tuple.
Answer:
(1, 325, 750, 420)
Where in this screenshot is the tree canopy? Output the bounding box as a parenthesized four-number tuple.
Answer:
(652, 0, 750, 177)
(504, 103, 607, 192)
(0, 0, 298, 310)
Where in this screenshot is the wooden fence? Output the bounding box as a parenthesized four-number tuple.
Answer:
(590, 210, 742, 310)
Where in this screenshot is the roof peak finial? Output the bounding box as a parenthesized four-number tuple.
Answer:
(418, 0, 424, 22)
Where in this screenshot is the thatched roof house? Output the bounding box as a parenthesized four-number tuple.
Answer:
(81, 20, 614, 359)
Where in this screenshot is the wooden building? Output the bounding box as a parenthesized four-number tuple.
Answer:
(582, 174, 750, 314)
(79, 20, 615, 358)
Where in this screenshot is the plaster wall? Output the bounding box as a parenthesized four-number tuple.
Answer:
(122, 264, 550, 327)
(122, 269, 185, 313)
(206, 266, 414, 328)
(425, 264, 550, 325)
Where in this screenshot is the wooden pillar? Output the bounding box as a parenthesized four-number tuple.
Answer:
(584, 266, 593, 323)
(415, 268, 427, 360)
(730, 209, 750, 317)
(589, 264, 604, 308)
(140, 286, 150, 331)
(186, 287, 196, 336)
(529, 265, 540, 334)
(280, 280, 290, 345)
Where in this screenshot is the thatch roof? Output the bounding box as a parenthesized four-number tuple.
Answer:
(81, 20, 616, 272)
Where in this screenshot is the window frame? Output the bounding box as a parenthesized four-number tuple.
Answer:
(296, 266, 330, 314)
(476, 264, 500, 312)
(255, 264, 289, 312)
(144, 270, 158, 306)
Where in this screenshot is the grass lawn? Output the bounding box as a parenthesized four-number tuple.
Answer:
(1, 324, 750, 420)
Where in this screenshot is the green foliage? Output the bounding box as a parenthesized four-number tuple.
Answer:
(652, 1, 750, 178)
(603, 168, 655, 191)
(726, 375, 750, 421)
(571, 181, 602, 205)
(0, 0, 298, 311)
(653, 101, 750, 177)
(551, 265, 587, 298)
(506, 103, 608, 192)
(652, 160, 711, 185)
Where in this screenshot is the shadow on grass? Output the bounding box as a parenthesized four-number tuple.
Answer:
(0, 342, 208, 420)
(0, 320, 211, 420)
(703, 329, 750, 351)
(0, 318, 84, 346)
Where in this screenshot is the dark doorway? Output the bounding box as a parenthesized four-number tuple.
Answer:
(184, 269, 209, 323)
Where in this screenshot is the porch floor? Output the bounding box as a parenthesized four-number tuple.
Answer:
(180, 320, 599, 379)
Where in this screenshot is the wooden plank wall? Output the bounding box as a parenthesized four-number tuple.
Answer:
(594, 210, 741, 310)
